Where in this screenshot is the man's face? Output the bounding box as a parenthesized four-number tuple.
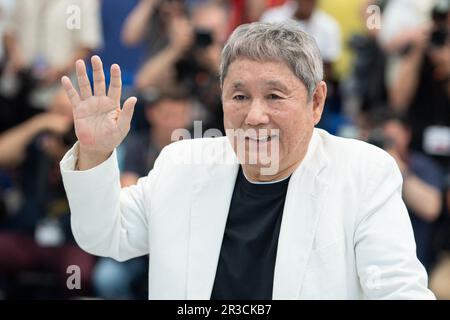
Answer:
(382, 120, 410, 153)
(192, 5, 228, 45)
(222, 58, 325, 178)
(146, 98, 191, 134)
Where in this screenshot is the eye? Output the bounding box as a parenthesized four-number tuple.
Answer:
(267, 93, 282, 100)
(232, 95, 247, 101)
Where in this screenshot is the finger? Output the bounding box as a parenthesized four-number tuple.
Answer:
(118, 97, 137, 133)
(91, 55, 106, 96)
(61, 76, 81, 108)
(76, 60, 93, 99)
(108, 64, 122, 104)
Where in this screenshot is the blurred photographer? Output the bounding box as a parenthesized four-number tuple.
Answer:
(0, 90, 95, 298)
(388, 0, 450, 171)
(121, 90, 194, 187)
(368, 113, 444, 268)
(133, 1, 228, 132)
(122, 0, 188, 57)
(0, 0, 102, 113)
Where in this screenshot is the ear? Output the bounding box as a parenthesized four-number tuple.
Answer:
(312, 81, 327, 126)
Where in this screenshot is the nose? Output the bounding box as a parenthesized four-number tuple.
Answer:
(244, 99, 270, 126)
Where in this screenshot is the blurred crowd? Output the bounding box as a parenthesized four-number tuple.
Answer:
(0, 0, 449, 299)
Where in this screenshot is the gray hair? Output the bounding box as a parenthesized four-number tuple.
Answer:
(220, 22, 324, 100)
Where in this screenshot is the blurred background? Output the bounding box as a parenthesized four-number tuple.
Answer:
(0, 0, 448, 300)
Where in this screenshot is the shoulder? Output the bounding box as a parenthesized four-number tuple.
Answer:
(318, 129, 394, 167)
(316, 129, 401, 190)
(316, 130, 405, 225)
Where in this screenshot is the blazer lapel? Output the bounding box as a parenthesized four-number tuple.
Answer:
(186, 138, 239, 299)
(273, 130, 330, 299)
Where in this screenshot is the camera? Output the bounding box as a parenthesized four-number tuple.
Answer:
(173, 28, 214, 94)
(194, 29, 213, 49)
(430, 0, 450, 47)
(430, 28, 448, 47)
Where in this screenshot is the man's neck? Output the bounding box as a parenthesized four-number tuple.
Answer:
(241, 154, 305, 183)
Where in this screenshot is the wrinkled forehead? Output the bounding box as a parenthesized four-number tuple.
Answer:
(223, 58, 299, 85)
(221, 59, 309, 99)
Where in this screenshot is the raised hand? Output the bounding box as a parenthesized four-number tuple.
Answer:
(61, 56, 137, 170)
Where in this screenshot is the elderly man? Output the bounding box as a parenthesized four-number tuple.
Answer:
(60, 22, 434, 299)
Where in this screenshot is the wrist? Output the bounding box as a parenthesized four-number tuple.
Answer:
(77, 145, 112, 170)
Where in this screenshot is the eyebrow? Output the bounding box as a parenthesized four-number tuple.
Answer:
(264, 80, 289, 92)
(231, 81, 245, 89)
(231, 80, 289, 92)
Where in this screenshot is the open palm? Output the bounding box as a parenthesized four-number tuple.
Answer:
(61, 56, 137, 156)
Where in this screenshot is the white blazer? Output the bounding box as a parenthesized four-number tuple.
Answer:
(60, 128, 435, 299)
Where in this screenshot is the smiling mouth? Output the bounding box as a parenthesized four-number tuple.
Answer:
(245, 135, 278, 142)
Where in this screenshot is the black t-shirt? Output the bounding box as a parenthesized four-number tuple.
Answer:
(211, 167, 291, 300)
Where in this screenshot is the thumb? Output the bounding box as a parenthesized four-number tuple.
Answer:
(118, 96, 137, 132)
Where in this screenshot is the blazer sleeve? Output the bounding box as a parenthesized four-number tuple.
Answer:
(354, 151, 436, 299)
(60, 142, 165, 262)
